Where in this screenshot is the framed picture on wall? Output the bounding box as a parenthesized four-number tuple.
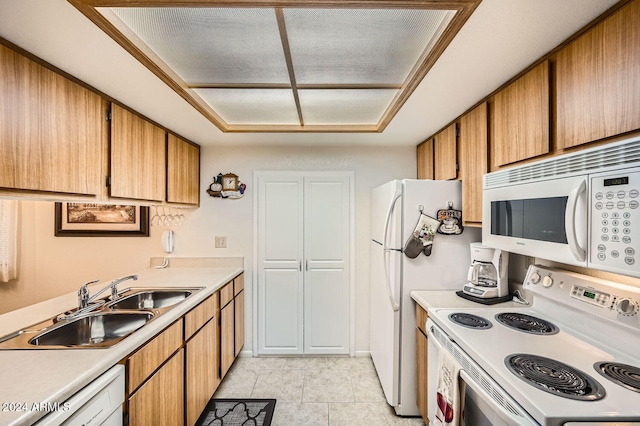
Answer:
(55, 203, 149, 237)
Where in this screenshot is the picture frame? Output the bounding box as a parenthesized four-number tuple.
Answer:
(55, 203, 149, 237)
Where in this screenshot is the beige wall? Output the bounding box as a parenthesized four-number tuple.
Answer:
(0, 145, 417, 355)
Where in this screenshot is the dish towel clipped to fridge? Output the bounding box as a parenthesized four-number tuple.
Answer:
(433, 349, 462, 426)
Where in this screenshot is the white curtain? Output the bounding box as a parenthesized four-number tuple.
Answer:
(0, 200, 18, 282)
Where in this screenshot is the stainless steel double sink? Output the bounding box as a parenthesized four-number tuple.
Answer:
(0, 287, 203, 349)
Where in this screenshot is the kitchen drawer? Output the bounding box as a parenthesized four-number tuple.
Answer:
(184, 294, 216, 341)
(233, 273, 244, 296)
(126, 319, 183, 394)
(416, 304, 429, 336)
(220, 282, 233, 308)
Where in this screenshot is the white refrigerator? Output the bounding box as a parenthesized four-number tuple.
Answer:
(369, 179, 481, 416)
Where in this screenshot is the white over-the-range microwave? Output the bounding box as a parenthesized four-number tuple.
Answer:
(483, 136, 640, 278)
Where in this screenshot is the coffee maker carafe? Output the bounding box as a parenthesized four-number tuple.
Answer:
(463, 243, 509, 299)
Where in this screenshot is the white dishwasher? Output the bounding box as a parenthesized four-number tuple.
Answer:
(35, 365, 125, 426)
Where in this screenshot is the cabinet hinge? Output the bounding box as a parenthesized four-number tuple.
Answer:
(105, 176, 111, 187)
(456, 163, 460, 171)
(106, 110, 112, 121)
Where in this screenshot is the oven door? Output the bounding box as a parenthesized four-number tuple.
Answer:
(427, 320, 538, 426)
(482, 175, 588, 267)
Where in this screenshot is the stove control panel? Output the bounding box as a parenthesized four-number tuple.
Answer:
(570, 285, 611, 307)
(525, 265, 640, 323)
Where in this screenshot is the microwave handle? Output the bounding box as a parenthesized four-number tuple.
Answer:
(565, 179, 587, 262)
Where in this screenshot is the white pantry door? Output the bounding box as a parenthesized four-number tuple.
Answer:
(257, 175, 304, 355)
(303, 176, 350, 354)
(257, 173, 351, 355)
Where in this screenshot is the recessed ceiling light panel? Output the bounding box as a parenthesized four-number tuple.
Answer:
(298, 89, 399, 125)
(108, 7, 291, 84)
(195, 88, 299, 125)
(284, 8, 454, 85)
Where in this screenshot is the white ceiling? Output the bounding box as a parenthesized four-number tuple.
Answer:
(0, 0, 620, 147)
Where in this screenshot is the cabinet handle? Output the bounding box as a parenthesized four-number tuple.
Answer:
(306, 260, 309, 271)
(299, 260, 302, 272)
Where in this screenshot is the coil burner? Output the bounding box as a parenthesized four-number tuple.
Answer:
(594, 362, 640, 393)
(496, 312, 559, 335)
(448, 313, 492, 330)
(506, 354, 605, 401)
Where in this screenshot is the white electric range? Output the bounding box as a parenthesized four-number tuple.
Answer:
(426, 265, 640, 426)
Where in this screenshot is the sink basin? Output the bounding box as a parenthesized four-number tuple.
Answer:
(28, 311, 154, 348)
(109, 289, 195, 310)
(0, 286, 204, 349)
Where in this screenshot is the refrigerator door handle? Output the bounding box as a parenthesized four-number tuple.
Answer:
(383, 191, 402, 312)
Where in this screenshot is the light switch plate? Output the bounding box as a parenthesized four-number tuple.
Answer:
(215, 236, 227, 248)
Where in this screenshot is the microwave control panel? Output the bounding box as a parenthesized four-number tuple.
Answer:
(590, 168, 639, 277)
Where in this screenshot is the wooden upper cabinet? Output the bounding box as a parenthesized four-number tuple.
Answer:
(434, 123, 457, 180)
(110, 103, 166, 201)
(459, 102, 487, 225)
(0, 44, 105, 196)
(555, 0, 640, 149)
(416, 139, 434, 180)
(492, 61, 550, 167)
(167, 134, 200, 205)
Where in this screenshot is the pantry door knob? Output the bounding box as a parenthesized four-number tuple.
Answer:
(542, 275, 554, 288)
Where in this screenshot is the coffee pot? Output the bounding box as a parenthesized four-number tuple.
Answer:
(463, 243, 509, 299)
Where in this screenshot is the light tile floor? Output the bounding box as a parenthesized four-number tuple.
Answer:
(213, 356, 427, 426)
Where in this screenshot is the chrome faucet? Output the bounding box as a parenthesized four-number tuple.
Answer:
(77, 275, 138, 310)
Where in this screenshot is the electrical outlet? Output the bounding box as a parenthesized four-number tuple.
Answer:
(215, 236, 227, 248)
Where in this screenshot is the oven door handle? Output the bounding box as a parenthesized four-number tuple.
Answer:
(565, 179, 587, 262)
(459, 370, 537, 425)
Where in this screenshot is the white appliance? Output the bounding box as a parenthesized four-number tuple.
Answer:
(463, 242, 509, 299)
(369, 179, 481, 416)
(427, 265, 640, 425)
(36, 365, 125, 426)
(483, 136, 640, 277)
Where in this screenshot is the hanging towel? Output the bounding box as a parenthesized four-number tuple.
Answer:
(433, 349, 462, 426)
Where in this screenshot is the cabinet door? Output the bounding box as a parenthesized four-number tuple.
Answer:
(556, 0, 640, 149)
(417, 140, 434, 180)
(234, 290, 244, 357)
(167, 134, 200, 205)
(110, 103, 166, 201)
(129, 349, 184, 426)
(186, 319, 219, 426)
(492, 61, 549, 167)
(434, 124, 457, 180)
(220, 301, 235, 378)
(459, 102, 488, 225)
(0, 44, 105, 195)
(416, 328, 429, 423)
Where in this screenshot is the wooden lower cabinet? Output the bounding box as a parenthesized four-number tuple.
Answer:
(220, 299, 235, 378)
(234, 290, 245, 357)
(128, 349, 184, 426)
(122, 274, 245, 425)
(416, 304, 429, 423)
(186, 319, 219, 426)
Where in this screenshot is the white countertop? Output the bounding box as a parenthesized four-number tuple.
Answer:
(0, 263, 243, 426)
(410, 290, 524, 314)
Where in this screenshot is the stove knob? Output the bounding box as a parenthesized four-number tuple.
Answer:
(616, 298, 639, 316)
(529, 272, 541, 284)
(542, 275, 554, 288)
